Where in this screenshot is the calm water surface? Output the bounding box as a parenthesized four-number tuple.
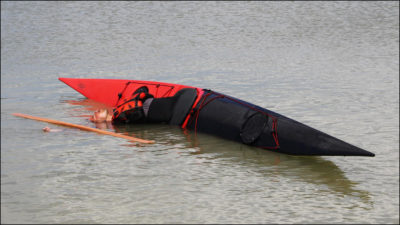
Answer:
(1, 1, 399, 224)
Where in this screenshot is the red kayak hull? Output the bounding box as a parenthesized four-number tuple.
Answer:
(59, 77, 203, 107)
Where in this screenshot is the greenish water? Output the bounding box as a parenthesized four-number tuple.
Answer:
(1, 1, 399, 223)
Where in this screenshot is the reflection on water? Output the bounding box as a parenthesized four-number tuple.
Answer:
(181, 128, 371, 203)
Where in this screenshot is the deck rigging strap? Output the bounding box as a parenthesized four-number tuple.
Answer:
(115, 82, 175, 106)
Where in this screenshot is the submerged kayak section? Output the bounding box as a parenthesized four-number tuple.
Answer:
(59, 77, 375, 157)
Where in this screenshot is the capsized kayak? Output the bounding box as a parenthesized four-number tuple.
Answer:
(59, 77, 375, 157)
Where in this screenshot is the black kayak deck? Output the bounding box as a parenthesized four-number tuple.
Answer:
(185, 90, 375, 157)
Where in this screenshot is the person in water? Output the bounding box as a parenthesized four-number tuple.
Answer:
(90, 86, 158, 124)
(90, 86, 196, 126)
(43, 86, 194, 132)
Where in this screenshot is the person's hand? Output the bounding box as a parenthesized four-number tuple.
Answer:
(42, 126, 51, 132)
(42, 126, 62, 132)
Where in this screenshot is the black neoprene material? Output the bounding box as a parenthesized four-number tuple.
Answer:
(240, 112, 268, 144)
(146, 88, 198, 125)
(186, 91, 275, 146)
(147, 97, 174, 123)
(169, 88, 197, 125)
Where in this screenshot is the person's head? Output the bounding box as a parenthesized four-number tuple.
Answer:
(90, 109, 112, 123)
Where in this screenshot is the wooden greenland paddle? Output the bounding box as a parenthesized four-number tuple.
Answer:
(12, 113, 155, 144)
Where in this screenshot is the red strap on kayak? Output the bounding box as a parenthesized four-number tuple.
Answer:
(116, 82, 176, 106)
(115, 82, 133, 106)
(192, 92, 280, 150)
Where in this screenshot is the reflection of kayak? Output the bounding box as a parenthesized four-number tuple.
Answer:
(59, 77, 375, 157)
